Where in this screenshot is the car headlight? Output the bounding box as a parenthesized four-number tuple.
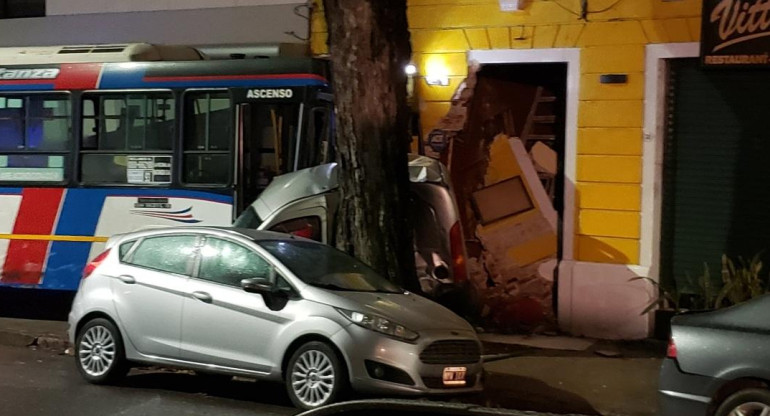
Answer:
(336, 308, 419, 342)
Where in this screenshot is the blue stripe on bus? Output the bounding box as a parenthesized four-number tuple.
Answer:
(42, 189, 108, 290)
(139, 78, 327, 89)
(97, 67, 146, 89)
(40, 242, 93, 290)
(0, 187, 23, 195)
(0, 84, 55, 91)
(98, 67, 325, 89)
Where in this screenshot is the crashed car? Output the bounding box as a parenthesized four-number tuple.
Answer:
(234, 154, 468, 301)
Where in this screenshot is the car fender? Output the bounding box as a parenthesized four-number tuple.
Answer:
(270, 315, 350, 377)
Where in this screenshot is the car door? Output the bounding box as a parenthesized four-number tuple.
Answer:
(110, 234, 198, 358)
(179, 235, 297, 373)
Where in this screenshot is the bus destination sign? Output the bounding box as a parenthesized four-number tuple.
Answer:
(702, 0, 770, 66)
(237, 87, 298, 102)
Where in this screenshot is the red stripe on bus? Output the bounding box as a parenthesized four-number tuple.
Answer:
(54, 63, 102, 90)
(1, 188, 64, 285)
(143, 73, 328, 82)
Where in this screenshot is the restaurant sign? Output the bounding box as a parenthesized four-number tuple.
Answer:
(702, 0, 770, 66)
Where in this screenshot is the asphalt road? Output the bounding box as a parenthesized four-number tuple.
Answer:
(0, 345, 297, 416)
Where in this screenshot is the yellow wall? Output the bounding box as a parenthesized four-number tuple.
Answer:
(309, 0, 703, 266)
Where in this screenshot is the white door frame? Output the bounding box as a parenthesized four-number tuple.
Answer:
(641, 42, 699, 281)
(468, 48, 580, 261)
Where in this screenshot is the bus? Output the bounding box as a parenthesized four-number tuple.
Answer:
(0, 43, 333, 294)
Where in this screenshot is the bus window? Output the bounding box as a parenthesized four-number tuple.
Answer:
(82, 93, 174, 151)
(0, 94, 70, 183)
(80, 92, 174, 185)
(183, 92, 232, 185)
(0, 95, 70, 151)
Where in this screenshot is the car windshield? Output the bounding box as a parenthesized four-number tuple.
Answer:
(259, 240, 403, 294)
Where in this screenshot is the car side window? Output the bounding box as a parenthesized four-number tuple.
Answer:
(118, 240, 136, 260)
(198, 238, 271, 287)
(125, 235, 198, 275)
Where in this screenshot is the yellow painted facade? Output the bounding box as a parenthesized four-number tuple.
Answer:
(309, 0, 703, 266)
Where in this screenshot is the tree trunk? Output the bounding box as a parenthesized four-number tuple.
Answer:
(322, 0, 416, 290)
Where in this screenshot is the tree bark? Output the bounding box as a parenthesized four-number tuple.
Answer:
(322, 0, 416, 290)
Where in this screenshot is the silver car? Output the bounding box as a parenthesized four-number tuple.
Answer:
(68, 227, 483, 410)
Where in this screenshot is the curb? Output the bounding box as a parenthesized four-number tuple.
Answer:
(0, 330, 69, 352)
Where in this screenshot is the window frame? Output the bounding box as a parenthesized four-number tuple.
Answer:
(121, 234, 201, 277)
(180, 89, 234, 188)
(0, 91, 72, 185)
(78, 89, 177, 186)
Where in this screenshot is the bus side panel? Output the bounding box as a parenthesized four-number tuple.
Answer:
(0, 187, 233, 291)
(83, 190, 234, 264)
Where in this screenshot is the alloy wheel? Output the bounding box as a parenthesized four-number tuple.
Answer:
(290, 349, 336, 407)
(78, 325, 116, 377)
(730, 402, 770, 416)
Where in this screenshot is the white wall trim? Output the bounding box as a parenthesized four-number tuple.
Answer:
(641, 43, 700, 280)
(468, 48, 580, 261)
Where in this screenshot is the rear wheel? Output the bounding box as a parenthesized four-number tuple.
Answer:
(75, 318, 129, 384)
(285, 341, 346, 410)
(716, 388, 770, 416)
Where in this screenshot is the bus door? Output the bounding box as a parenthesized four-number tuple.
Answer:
(233, 88, 333, 215)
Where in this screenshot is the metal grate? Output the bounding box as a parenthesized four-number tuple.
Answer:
(419, 340, 481, 365)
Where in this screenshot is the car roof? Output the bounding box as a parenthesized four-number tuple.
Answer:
(120, 226, 312, 243)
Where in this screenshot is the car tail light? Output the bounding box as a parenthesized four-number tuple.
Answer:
(83, 249, 110, 279)
(449, 221, 467, 283)
(290, 225, 315, 239)
(667, 337, 677, 359)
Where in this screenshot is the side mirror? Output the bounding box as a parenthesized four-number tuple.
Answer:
(240, 268, 277, 294)
(240, 277, 273, 294)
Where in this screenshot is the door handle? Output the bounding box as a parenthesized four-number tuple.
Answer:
(117, 275, 135, 284)
(191, 291, 213, 303)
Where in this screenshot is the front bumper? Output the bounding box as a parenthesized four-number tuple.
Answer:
(332, 325, 483, 396)
(659, 358, 721, 416)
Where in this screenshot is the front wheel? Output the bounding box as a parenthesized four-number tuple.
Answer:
(716, 388, 770, 416)
(75, 318, 129, 384)
(285, 341, 347, 410)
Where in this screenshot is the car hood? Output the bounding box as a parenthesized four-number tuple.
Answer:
(311, 289, 474, 332)
(673, 294, 770, 331)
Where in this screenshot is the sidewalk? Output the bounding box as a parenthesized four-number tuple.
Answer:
(0, 318, 664, 416)
(0, 317, 69, 350)
(475, 334, 664, 416)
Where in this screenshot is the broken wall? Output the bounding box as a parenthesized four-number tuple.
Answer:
(427, 65, 564, 333)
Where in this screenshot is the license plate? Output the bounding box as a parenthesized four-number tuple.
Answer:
(442, 366, 467, 386)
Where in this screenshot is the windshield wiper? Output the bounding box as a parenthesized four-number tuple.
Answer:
(309, 282, 359, 291)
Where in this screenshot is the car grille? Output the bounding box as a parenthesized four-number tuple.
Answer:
(419, 340, 481, 365)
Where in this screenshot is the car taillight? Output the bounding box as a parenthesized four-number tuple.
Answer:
(449, 221, 467, 283)
(667, 338, 677, 359)
(290, 226, 315, 239)
(83, 249, 110, 279)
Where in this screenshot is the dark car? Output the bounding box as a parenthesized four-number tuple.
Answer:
(659, 295, 770, 416)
